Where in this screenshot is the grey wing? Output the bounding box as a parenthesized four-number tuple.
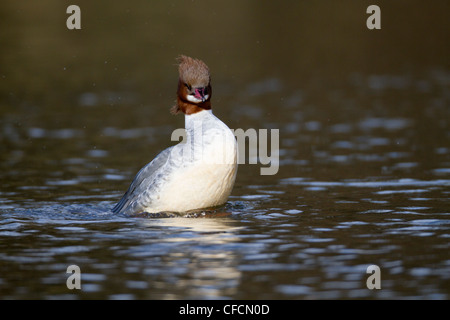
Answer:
(112, 146, 174, 214)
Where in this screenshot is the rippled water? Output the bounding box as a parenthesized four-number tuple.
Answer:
(1, 1, 449, 299)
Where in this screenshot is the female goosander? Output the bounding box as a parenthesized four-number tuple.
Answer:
(112, 55, 238, 215)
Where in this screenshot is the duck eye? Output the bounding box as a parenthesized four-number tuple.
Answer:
(184, 83, 192, 91)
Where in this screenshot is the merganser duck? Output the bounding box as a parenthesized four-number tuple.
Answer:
(112, 55, 238, 215)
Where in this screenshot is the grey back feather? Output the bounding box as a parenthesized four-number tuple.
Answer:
(112, 146, 174, 214)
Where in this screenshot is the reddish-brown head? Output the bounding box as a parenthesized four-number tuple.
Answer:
(171, 55, 212, 115)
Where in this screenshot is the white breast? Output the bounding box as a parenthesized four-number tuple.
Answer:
(141, 110, 238, 213)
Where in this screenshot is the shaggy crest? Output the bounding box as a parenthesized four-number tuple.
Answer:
(178, 55, 210, 88)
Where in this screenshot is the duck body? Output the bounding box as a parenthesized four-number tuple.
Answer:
(112, 55, 238, 215)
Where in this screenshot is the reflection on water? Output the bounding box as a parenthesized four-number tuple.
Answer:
(0, 1, 449, 299)
(134, 218, 244, 299)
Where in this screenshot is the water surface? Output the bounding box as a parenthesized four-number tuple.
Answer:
(0, 1, 449, 299)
